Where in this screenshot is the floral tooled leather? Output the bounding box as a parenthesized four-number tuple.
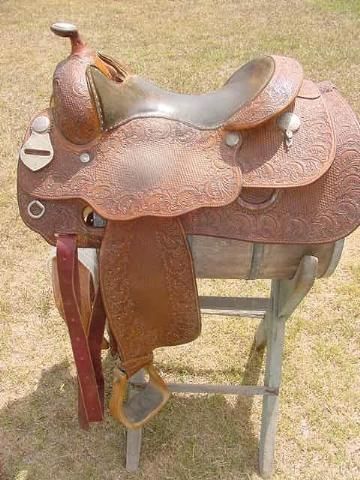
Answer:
(183, 86, 360, 244)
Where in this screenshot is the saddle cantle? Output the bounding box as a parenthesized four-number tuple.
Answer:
(17, 22, 360, 430)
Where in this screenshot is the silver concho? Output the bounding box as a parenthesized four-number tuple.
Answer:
(32, 115, 50, 133)
(277, 112, 301, 148)
(20, 115, 54, 171)
(79, 152, 91, 163)
(225, 131, 243, 148)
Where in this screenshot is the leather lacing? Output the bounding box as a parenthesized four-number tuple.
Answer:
(98, 51, 130, 83)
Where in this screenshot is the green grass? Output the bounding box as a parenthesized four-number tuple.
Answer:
(309, 0, 360, 16)
(0, 1, 359, 479)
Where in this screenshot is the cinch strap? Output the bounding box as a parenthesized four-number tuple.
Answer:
(56, 235, 105, 426)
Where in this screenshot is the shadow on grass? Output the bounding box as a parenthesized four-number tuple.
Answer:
(1, 343, 264, 480)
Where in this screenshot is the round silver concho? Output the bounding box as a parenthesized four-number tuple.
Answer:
(31, 115, 51, 134)
(80, 152, 91, 163)
(225, 132, 242, 148)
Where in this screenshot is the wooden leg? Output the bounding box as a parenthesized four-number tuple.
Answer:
(258, 256, 318, 478)
(126, 427, 143, 473)
(258, 280, 283, 478)
(123, 256, 319, 476)
(255, 312, 268, 350)
(125, 369, 145, 472)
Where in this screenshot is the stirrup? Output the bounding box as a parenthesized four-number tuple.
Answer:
(109, 363, 170, 429)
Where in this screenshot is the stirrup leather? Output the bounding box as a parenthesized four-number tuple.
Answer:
(109, 363, 170, 429)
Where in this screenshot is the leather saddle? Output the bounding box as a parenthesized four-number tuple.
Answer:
(17, 23, 360, 429)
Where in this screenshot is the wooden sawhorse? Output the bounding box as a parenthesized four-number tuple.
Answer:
(125, 255, 318, 478)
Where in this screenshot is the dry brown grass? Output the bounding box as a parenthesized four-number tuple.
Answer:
(0, 1, 359, 479)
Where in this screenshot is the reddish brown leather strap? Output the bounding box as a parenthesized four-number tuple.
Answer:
(78, 287, 106, 428)
(87, 287, 106, 410)
(56, 235, 103, 424)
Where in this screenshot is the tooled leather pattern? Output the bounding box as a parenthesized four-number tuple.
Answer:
(100, 218, 200, 377)
(240, 89, 335, 187)
(183, 86, 360, 244)
(226, 56, 303, 128)
(53, 55, 100, 144)
(298, 79, 321, 98)
(20, 118, 242, 220)
(156, 219, 200, 340)
(18, 86, 358, 245)
(19, 87, 334, 222)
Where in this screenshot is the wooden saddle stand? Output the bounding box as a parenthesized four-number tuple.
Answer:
(18, 23, 359, 477)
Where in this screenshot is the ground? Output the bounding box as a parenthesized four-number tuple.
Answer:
(0, 1, 359, 479)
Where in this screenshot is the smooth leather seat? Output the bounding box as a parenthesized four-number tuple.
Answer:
(88, 57, 275, 130)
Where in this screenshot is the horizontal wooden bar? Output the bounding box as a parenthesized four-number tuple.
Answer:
(199, 296, 269, 318)
(167, 383, 277, 395)
(129, 381, 278, 396)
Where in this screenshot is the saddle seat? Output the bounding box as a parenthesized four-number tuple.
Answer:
(88, 54, 304, 131)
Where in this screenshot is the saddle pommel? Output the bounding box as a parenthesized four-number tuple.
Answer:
(49, 23, 129, 144)
(50, 22, 86, 55)
(50, 22, 114, 144)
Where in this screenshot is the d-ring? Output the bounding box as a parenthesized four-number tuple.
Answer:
(27, 200, 45, 219)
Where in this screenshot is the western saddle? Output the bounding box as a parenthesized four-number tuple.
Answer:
(17, 23, 360, 430)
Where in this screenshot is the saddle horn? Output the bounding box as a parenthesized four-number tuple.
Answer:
(50, 22, 86, 54)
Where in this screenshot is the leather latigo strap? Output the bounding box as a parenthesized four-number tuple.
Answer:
(56, 235, 105, 426)
(87, 288, 106, 411)
(100, 217, 200, 428)
(52, 256, 95, 326)
(77, 290, 107, 429)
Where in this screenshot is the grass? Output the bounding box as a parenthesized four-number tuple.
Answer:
(0, 0, 359, 479)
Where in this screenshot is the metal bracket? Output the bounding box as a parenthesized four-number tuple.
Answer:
(20, 115, 54, 171)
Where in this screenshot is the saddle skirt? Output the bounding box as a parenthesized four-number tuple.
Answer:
(17, 23, 360, 429)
